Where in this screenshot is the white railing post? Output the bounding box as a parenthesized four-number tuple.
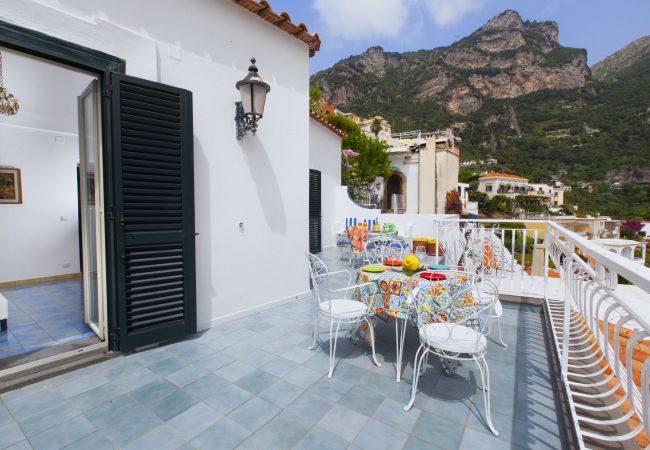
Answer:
(434, 223, 439, 261)
(561, 258, 572, 377)
(543, 224, 549, 301)
(521, 229, 526, 281)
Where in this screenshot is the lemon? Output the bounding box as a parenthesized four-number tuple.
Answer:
(402, 255, 420, 272)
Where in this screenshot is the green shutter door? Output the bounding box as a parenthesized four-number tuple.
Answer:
(111, 73, 196, 351)
(309, 169, 322, 253)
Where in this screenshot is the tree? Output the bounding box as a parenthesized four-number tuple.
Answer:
(621, 220, 643, 234)
(445, 190, 463, 215)
(309, 85, 322, 104)
(486, 195, 513, 213)
(340, 127, 391, 199)
(469, 190, 489, 210)
(560, 204, 576, 215)
(370, 117, 382, 137)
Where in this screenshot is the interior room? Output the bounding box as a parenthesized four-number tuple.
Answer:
(0, 46, 103, 368)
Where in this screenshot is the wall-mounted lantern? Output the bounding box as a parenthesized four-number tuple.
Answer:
(235, 58, 270, 140)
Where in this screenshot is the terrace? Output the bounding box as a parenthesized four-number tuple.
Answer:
(0, 219, 648, 449)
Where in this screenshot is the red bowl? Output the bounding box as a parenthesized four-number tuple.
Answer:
(383, 260, 402, 267)
(418, 272, 447, 281)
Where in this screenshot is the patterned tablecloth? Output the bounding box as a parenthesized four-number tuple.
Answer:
(354, 269, 479, 375)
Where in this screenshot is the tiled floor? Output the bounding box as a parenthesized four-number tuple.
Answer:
(0, 250, 568, 449)
(0, 279, 94, 360)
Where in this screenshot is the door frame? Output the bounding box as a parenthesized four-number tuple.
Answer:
(0, 20, 125, 351)
(78, 79, 106, 339)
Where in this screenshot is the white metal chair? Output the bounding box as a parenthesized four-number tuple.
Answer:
(462, 243, 510, 348)
(335, 231, 352, 262)
(471, 282, 507, 347)
(364, 236, 387, 265)
(306, 253, 381, 378)
(384, 239, 405, 261)
(404, 274, 500, 437)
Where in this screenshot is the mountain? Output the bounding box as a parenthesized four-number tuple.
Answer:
(592, 36, 650, 80)
(311, 11, 650, 219)
(312, 10, 589, 117)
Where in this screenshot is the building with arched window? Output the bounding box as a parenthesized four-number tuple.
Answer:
(373, 129, 461, 214)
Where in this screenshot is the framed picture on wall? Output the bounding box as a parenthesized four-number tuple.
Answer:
(0, 167, 22, 204)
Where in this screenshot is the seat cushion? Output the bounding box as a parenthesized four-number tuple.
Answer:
(337, 240, 351, 246)
(320, 299, 368, 319)
(470, 287, 502, 318)
(420, 323, 487, 354)
(472, 286, 497, 304)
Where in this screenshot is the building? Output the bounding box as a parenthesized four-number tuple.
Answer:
(0, 0, 343, 373)
(373, 129, 460, 214)
(478, 172, 530, 197)
(478, 172, 566, 207)
(309, 112, 345, 250)
(550, 215, 620, 238)
(358, 116, 392, 142)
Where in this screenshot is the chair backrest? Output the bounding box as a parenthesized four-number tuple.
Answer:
(336, 232, 350, 246)
(306, 252, 330, 305)
(349, 226, 368, 253)
(384, 239, 405, 261)
(365, 236, 387, 264)
(411, 271, 498, 351)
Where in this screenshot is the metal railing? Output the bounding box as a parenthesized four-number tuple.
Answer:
(432, 219, 650, 449)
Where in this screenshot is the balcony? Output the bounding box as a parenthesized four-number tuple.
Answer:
(0, 220, 647, 449)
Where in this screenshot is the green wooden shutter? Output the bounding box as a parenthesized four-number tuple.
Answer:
(111, 73, 196, 351)
(309, 169, 322, 253)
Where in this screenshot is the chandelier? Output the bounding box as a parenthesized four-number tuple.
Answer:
(0, 51, 19, 116)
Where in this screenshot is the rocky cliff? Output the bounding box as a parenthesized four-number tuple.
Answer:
(312, 10, 589, 116)
(592, 35, 650, 80)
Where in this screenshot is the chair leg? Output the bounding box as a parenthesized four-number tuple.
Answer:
(404, 344, 426, 412)
(395, 318, 407, 382)
(365, 316, 381, 368)
(328, 319, 342, 378)
(496, 317, 508, 347)
(420, 351, 429, 376)
(474, 355, 499, 436)
(309, 314, 320, 350)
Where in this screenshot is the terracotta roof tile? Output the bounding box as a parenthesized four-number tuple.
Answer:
(310, 112, 346, 138)
(232, 0, 321, 57)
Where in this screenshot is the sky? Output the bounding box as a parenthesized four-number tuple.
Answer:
(269, 0, 650, 74)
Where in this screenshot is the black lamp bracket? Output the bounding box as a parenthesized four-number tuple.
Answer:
(235, 101, 258, 140)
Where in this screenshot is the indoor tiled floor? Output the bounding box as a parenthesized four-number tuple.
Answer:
(0, 253, 568, 449)
(0, 279, 94, 360)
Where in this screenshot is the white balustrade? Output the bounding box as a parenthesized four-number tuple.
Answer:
(433, 218, 650, 449)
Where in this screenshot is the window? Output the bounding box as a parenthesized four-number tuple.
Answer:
(486, 185, 493, 192)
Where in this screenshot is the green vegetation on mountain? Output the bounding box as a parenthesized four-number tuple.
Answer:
(311, 10, 650, 219)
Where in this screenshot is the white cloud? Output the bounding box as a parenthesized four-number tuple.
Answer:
(313, 0, 410, 41)
(424, 0, 486, 26)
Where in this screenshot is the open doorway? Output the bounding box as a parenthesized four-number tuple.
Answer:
(385, 171, 405, 213)
(0, 47, 106, 369)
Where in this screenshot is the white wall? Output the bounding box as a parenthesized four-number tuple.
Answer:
(435, 150, 460, 214)
(0, 0, 312, 329)
(0, 126, 81, 283)
(335, 186, 381, 235)
(309, 118, 341, 249)
(334, 186, 457, 242)
(0, 48, 96, 283)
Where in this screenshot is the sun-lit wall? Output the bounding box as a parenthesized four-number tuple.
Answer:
(0, 0, 312, 329)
